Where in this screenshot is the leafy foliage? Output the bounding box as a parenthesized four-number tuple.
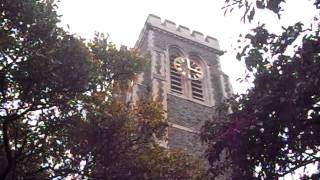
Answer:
(0, 0, 207, 179)
(1, 0, 92, 178)
(202, 0, 320, 179)
(223, 0, 285, 22)
(66, 99, 206, 179)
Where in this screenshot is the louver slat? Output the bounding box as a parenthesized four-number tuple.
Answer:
(191, 79, 204, 101)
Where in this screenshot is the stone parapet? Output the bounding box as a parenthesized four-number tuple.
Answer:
(146, 14, 221, 52)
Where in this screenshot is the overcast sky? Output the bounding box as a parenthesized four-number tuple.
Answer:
(57, 0, 317, 94)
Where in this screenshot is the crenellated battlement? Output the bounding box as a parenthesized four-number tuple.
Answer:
(145, 14, 221, 51)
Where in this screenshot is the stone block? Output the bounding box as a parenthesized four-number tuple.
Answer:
(163, 19, 176, 31)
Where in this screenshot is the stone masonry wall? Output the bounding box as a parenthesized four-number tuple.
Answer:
(167, 94, 217, 156)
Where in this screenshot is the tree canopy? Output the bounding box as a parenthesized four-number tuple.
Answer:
(202, 0, 320, 179)
(0, 0, 207, 179)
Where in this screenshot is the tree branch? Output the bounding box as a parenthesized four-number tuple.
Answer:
(0, 107, 34, 179)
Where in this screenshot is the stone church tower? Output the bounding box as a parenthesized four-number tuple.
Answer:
(130, 14, 232, 157)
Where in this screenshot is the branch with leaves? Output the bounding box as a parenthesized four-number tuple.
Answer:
(202, 0, 320, 179)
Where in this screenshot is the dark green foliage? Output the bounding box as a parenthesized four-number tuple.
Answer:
(202, 0, 320, 179)
(1, 0, 92, 179)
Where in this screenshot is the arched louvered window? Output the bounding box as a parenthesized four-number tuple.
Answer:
(188, 56, 205, 101)
(168, 47, 207, 103)
(169, 48, 184, 94)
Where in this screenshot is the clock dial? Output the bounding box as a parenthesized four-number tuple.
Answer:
(189, 61, 203, 80)
(173, 57, 185, 73)
(173, 57, 203, 80)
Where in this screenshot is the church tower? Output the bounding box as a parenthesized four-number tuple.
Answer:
(131, 14, 232, 157)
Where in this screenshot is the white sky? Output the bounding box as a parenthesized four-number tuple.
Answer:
(57, 0, 316, 94)
(57, 0, 318, 178)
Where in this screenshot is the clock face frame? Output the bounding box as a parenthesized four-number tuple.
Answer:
(173, 57, 204, 80)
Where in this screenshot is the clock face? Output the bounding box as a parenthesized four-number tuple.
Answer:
(173, 57, 185, 73)
(173, 57, 203, 80)
(189, 61, 203, 80)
